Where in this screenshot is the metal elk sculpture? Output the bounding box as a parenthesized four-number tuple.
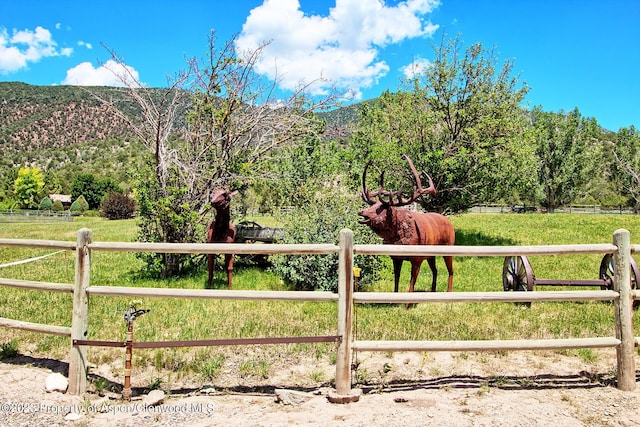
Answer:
(358, 155, 455, 293)
(207, 187, 238, 289)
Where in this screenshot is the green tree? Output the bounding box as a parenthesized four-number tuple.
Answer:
(270, 189, 383, 292)
(256, 136, 349, 212)
(76, 195, 89, 211)
(38, 196, 53, 211)
(52, 199, 64, 212)
(352, 36, 534, 213)
(42, 170, 63, 196)
(532, 107, 598, 212)
(71, 174, 119, 210)
(70, 174, 100, 209)
(610, 125, 640, 212)
(102, 32, 338, 277)
(14, 167, 44, 208)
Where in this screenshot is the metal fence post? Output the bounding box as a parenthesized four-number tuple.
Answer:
(68, 228, 91, 395)
(332, 228, 359, 402)
(612, 228, 636, 391)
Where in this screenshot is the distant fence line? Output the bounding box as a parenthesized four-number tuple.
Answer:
(0, 228, 638, 400)
(0, 209, 72, 223)
(471, 204, 636, 214)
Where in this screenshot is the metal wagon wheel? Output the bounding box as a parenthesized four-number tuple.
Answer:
(503, 255, 535, 292)
(599, 253, 640, 308)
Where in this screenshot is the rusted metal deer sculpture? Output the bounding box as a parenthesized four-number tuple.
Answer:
(358, 155, 455, 293)
(207, 187, 238, 289)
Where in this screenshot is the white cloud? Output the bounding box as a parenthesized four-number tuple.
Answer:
(78, 40, 93, 49)
(401, 56, 431, 78)
(62, 59, 141, 87)
(236, 0, 440, 98)
(0, 25, 73, 74)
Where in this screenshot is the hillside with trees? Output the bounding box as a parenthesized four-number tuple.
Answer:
(1, 35, 639, 221)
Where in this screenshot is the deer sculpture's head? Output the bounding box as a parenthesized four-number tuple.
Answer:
(358, 154, 437, 232)
(210, 188, 238, 211)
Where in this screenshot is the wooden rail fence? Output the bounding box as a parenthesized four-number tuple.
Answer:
(0, 228, 638, 399)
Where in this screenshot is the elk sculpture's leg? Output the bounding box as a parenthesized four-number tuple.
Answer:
(224, 254, 234, 289)
(207, 254, 215, 288)
(206, 224, 214, 288)
(392, 257, 403, 292)
(444, 255, 454, 292)
(409, 260, 424, 293)
(426, 257, 438, 292)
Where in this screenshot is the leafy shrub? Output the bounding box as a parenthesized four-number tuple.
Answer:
(101, 191, 136, 220)
(76, 195, 90, 211)
(52, 199, 64, 212)
(270, 190, 382, 292)
(38, 196, 52, 211)
(71, 174, 119, 209)
(0, 341, 19, 359)
(132, 166, 204, 278)
(70, 200, 83, 215)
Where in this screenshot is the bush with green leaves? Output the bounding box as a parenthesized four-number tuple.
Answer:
(101, 191, 136, 220)
(14, 166, 44, 208)
(270, 190, 383, 292)
(52, 199, 64, 212)
(38, 196, 52, 211)
(76, 195, 89, 211)
(133, 165, 204, 278)
(70, 199, 83, 215)
(71, 174, 120, 209)
(0, 341, 19, 359)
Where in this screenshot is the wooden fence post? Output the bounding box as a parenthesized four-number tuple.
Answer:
(612, 228, 636, 391)
(68, 228, 91, 395)
(331, 228, 360, 402)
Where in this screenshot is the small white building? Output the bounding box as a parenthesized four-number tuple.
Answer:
(49, 194, 72, 208)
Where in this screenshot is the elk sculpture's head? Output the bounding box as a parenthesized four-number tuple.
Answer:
(210, 188, 238, 210)
(358, 154, 436, 231)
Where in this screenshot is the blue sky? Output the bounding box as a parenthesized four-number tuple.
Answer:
(1, 0, 638, 132)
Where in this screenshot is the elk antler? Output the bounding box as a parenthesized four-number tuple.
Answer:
(362, 155, 436, 206)
(361, 160, 387, 205)
(379, 154, 437, 207)
(402, 154, 436, 203)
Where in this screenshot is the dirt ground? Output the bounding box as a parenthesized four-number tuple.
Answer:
(1, 349, 640, 427)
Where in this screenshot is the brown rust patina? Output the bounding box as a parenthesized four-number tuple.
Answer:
(207, 187, 238, 289)
(358, 155, 455, 293)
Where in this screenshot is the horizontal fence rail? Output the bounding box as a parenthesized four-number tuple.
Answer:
(355, 243, 619, 256)
(86, 286, 339, 302)
(74, 335, 342, 349)
(352, 337, 623, 352)
(0, 238, 77, 250)
(353, 290, 620, 304)
(0, 277, 74, 293)
(0, 317, 72, 337)
(0, 227, 638, 399)
(88, 241, 338, 255)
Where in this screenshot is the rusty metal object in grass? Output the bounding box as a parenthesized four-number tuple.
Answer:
(502, 254, 639, 308)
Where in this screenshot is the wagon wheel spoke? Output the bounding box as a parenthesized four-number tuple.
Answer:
(599, 254, 615, 290)
(502, 256, 534, 292)
(599, 254, 640, 308)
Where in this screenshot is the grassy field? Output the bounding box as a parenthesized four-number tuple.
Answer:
(1, 213, 639, 386)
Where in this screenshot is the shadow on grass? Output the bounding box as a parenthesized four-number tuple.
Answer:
(454, 229, 518, 247)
